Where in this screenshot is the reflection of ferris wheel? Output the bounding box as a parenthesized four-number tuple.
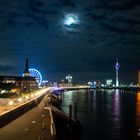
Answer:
(29, 69, 42, 86)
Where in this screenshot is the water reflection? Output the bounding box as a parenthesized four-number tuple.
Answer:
(60, 89, 140, 140)
(112, 89, 121, 123)
(136, 92, 140, 126)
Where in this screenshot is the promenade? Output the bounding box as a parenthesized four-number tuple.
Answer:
(0, 88, 51, 116)
(0, 92, 52, 140)
(0, 86, 86, 140)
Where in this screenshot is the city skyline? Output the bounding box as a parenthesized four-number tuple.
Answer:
(0, 0, 140, 83)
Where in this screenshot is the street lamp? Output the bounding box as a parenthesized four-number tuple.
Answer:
(9, 100, 14, 105)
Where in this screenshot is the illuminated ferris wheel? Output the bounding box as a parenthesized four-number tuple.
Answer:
(29, 69, 42, 86)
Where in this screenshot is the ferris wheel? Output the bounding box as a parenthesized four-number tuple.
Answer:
(29, 68, 42, 86)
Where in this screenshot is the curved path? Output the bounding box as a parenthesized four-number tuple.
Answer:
(0, 94, 52, 140)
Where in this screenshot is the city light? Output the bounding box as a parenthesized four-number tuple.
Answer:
(17, 98, 22, 102)
(9, 100, 14, 105)
(31, 94, 34, 98)
(29, 69, 42, 86)
(106, 79, 112, 86)
(66, 75, 73, 84)
(23, 68, 43, 86)
(25, 96, 29, 100)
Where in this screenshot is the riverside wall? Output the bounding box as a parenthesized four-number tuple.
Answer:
(0, 93, 46, 128)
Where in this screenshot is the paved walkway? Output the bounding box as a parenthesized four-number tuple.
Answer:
(0, 88, 51, 116)
(0, 94, 52, 140)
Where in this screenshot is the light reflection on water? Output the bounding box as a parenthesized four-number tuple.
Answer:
(136, 92, 140, 126)
(60, 89, 140, 140)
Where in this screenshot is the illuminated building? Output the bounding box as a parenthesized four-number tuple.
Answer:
(22, 58, 38, 92)
(23, 68, 43, 86)
(95, 80, 101, 88)
(0, 58, 38, 93)
(66, 75, 73, 84)
(0, 76, 37, 93)
(106, 79, 112, 86)
(115, 60, 120, 87)
(138, 70, 140, 87)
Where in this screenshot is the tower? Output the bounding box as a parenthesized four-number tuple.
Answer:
(115, 60, 120, 87)
(24, 58, 30, 77)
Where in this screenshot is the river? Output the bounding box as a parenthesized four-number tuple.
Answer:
(60, 89, 140, 140)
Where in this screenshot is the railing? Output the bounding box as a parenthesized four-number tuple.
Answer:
(44, 106, 56, 140)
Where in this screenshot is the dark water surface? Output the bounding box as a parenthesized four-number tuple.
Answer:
(60, 89, 140, 140)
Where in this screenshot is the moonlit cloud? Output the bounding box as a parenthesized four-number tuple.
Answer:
(64, 14, 78, 26)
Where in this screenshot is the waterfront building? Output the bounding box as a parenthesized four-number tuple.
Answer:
(66, 74, 73, 84)
(106, 79, 112, 87)
(0, 76, 37, 93)
(21, 58, 38, 92)
(0, 58, 38, 93)
(96, 80, 101, 88)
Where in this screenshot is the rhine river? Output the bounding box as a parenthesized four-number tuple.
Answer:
(60, 89, 140, 140)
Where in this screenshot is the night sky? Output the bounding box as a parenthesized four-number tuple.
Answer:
(0, 0, 140, 84)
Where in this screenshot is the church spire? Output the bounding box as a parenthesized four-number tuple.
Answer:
(24, 58, 30, 77)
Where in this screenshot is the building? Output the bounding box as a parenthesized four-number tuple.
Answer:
(106, 79, 112, 87)
(66, 74, 73, 84)
(0, 76, 37, 93)
(0, 58, 38, 93)
(138, 70, 140, 87)
(21, 58, 38, 92)
(95, 80, 101, 88)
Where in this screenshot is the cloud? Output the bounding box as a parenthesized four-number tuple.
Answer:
(0, 0, 140, 82)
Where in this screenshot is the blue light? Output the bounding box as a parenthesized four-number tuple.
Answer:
(29, 68, 42, 86)
(115, 62, 120, 70)
(23, 68, 43, 86)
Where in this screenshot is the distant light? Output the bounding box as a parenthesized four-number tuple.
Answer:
(31, 94, 34, 98)
(25, 96, 29, 100)
(88, 81, 93, 85)
(1, 90, 6, 94)
(106, 79, 112, 86)
(42, 80, 48, 83)
(18, 98, 22, 102)
(66, 75, 73, 84)
(101, 84, 105, 87)
(9, 101, 14, 105)
(93, 81, 96, 85)
(32, 121, 36, 124)
(23, 68, 42, 86)
(115, 62, 120, 70)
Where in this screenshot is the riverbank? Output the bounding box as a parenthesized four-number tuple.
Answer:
(50, 92, 83, 140)
(0, 87, 83, 140)
(0, 89, 49, 128)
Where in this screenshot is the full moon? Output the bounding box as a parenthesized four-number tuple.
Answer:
(64, 14, 79, 26)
